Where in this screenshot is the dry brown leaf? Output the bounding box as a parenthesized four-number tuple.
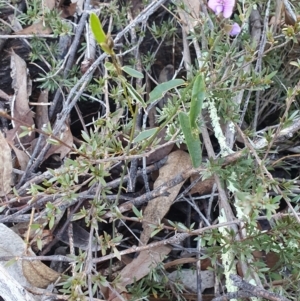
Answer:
(140, 150, 192, 245)
(15, 21, 52, 35)
(22, 255, 60, 288)
(0, 224, 59, 289)
(44, 122, 73, 160)
(6, 140, 29, 171)
(0, 131, 12, 196)
(117, 245, 171, 290)
(10, 51, 34, 144)
(190, 175, 215, 195)
(177, 0, 200, 33)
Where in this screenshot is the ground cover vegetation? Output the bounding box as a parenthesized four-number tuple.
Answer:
(0, 0, 300, 300)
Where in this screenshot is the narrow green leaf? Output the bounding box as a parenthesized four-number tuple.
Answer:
(49, 215, 55, 230)
(113, 247, 121, 261)
(122, 66, 144, 79)
(126, 83, 146, 107)
(148, 79, 185, 104)
(47, 138, 60, 145)
(5, 258, 17, 268)
(133, 127, 158, 143)
(132, 205, 142, 218)
(265, 70, 277, 81)
(150, 228, 163, 237)
(179, 112, 202, 168)
(89, 13, 106, 45)
(190, 74, 206, 129)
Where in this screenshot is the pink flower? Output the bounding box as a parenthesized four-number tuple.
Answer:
(208, 0, 235, 18)
(230, 22, 241, 36)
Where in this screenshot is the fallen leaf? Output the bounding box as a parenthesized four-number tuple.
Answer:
(140, 150, 192, 245)
(22, 255, 60, 288)
(0, 223, 60, 289)
(117, 245, 171, 290)
(0, 131, 12, 196)
(15, 20, 52, 35)
(10, 51, 34, 144)
(190, 175, 215, 195)
(6, 140, 29, 171)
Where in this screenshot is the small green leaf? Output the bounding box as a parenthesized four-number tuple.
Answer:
(19, 126, 30, 138)
(5, 258, 17, 268)
(150, 228, 162, 237)
(190, 74, 205, 129)
(122, 66, 144, 78)
(89, 12, 106, 45)
(30, 223, 41, 230)
(126, 83, 146, 107)
(265, 70, 277, 81)
(148, 79, 185, 104)
(47, 137, 60, 145)
(132, 205, 143, 218)
(49, 215, 55, 230)
(179, 112, 202, 168)
(37, 237, 43, 251)
(133, 128, 158, 143)
(113, 247, 121, 261)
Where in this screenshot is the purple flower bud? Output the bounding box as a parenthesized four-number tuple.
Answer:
(230, 22, 241, 36)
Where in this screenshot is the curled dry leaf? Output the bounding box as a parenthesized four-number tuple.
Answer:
(0, 131, 12, 196)
(10, 51, 34, 145)
(0, 224, 60, 289)
(140, 150, 192, 245)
